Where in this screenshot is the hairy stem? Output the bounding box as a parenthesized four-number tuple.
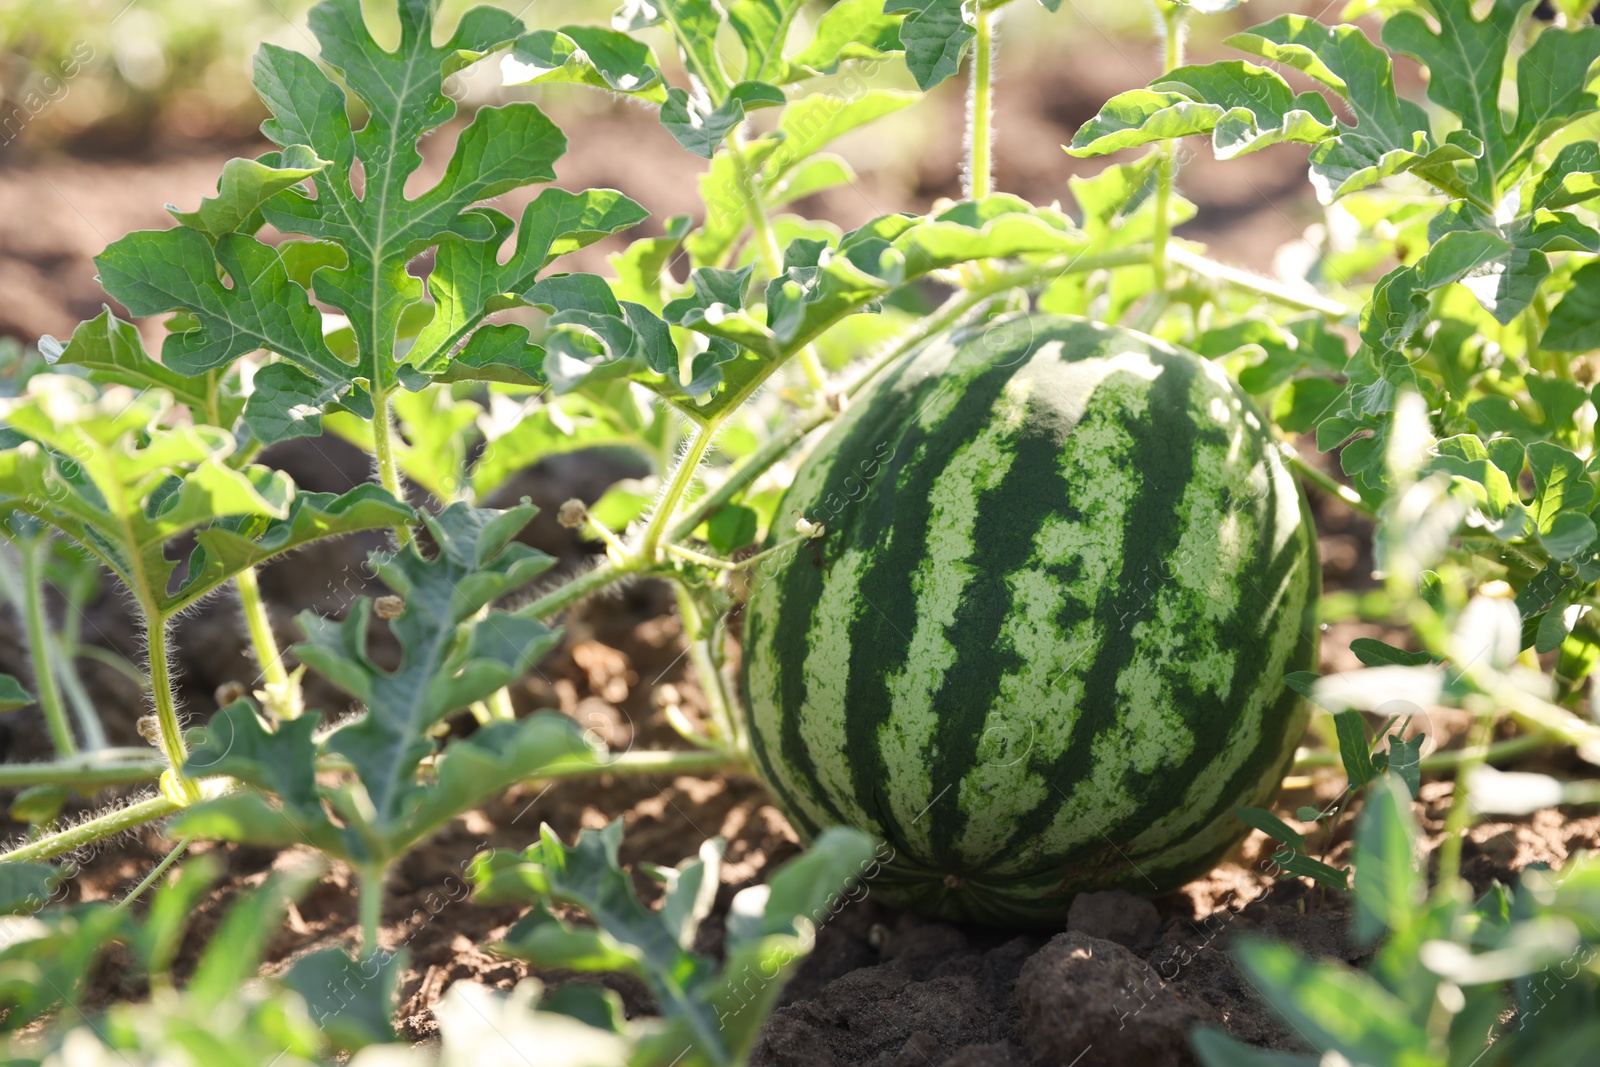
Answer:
(21, 538, 77, 757)
(370, 388, 412, 548)
(1149, 2, 1185, 294)
(114, 835, 193, 910)
(235, 565, 299, 720)
(519, 557, 636, 621)
(145, 618, 193, 785)
(0, 752, 168, 789)
(638, 422, 718, 563)
(0, 792, 185, 864)
(968, 7, 997, 199)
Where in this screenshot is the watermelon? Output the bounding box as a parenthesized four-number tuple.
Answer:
(739, 314, 1319, 926)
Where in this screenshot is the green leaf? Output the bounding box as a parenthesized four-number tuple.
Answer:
(1225, 14, 1479, 203)
(884, 0, 971, 91)
(188, 863, 322, 1009)
(0, 675, 32, 714)
(137, 856, 223, 981)
(228, 1, 567, 435)
(283, 947, 401, 1050)
(174, 484, 412, 614)
(501, 26, 666, 100)
(1528, 441, 1594, 531)
(661, 89, 749, 158)
(411, 188, 646, 372)
(390, 714, 602, 855)
(1353, 776, 1422, 945)
(1422, 201, 1600, 325)
(1333, 709, 1377, 789)
(1386, 735, 1424, 799)
(705, 503, 759, 554)
(655, 0, 731, 97)
(0, 862, 61, 914)
(687, 91, 914, 268)
(650, 838, 725, 950)
(1193, 1028, 1320, 1067)
(1385, 1, 1600, 198)
(299, 503, 560, 836)
(478, 821, 875, 1067)
(1543, 261, 1600, 351)
(471, 396, 641, 500)
(1350, 637, 1431, 667)
(786, 0, 904, 79)
(1235, 805, 1306, 850)
(0, 902, 124, 1030)
(167, 145, 327, 240)
(95, 227, 349, 439)
(1068, 62, 1337, 159)
(1526, 141, 1600, 212)
(729, 0, 804, 80)
(484, 820, 725, 1056)
(181, 700, 340, 854)
(38, 309, 212, 414)
(1235, 938, 1429, 1062)
(1271, 849, 1350, 891)
(0, 396, 296, 615)
(724, 826, 875, 949)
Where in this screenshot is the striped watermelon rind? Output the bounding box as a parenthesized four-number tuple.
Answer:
(740, 314, 1318, 926)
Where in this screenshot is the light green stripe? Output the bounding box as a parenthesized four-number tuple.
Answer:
(953, 352, 1147, 863)
(1127, 440, 1311, 853)
(795, 545, 882, 832)
(878, 375, 1033, 855)
(997, 357, 1259, 875)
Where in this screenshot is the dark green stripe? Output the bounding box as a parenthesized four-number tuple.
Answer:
(753, 336, 955, 833)
(991, 345, 1205, 867)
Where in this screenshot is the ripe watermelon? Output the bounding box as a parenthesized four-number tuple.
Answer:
(740, 314, 1319, 926)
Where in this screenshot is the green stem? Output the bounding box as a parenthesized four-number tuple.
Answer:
(0, 792, 184, 864)
(546, 747, 741, 781)
(1167, 246, 1349, 317)
(52, 637, 111, 750)
(1435, 715, 1496, 896)
(730, 131, 827, 393)
(359, 863, 385, 959)
(1292, 729, 1549, 774)
(639, 423, 718, 564)
(1149, 2, 1185, 295)
(370, 388, 412, 549)
(20, 538, 77, 757)
(235, 565, 299, 720)
(1419, 172, 1498, 216)
(114, 835, 193, 910)
(145, 618, 192, 784)
(688, 637, 742, 756)
(519, 557, 633, 621)
(968, 7, 996, 199)
(1284, 444, 1377, 517)
(0, 752, 167, 789)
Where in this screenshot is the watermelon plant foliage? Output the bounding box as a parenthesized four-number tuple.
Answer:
(0, 0, 1598, 1060)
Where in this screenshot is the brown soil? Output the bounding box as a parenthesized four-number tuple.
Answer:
(0, 23, 1591, 1067)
